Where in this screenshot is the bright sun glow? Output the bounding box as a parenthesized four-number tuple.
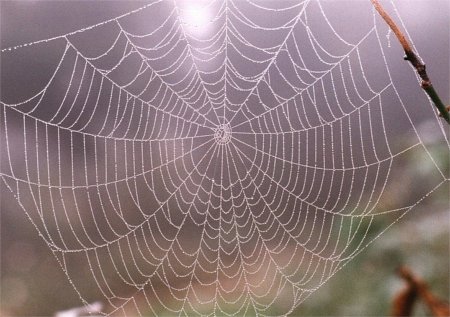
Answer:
(180, 2, 211, 34)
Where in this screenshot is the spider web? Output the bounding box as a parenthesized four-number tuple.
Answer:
(1, 0, 448, 315)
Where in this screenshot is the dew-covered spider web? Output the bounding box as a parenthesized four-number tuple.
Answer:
(1, 0, 449, 316)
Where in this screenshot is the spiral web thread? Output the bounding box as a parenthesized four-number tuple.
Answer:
(1, 0, 448, 316)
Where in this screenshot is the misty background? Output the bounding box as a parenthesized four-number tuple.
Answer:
(1, 1, 449, 316)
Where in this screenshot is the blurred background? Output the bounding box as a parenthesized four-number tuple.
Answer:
(1, 1, 449, 316)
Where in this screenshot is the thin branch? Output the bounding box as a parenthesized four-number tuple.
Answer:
(391, 278, 418, 316)
(393, 266, 450, 317)
(371, 0, 450, 124)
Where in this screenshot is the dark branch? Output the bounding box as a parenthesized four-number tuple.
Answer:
(371, 0, 450, 124)
(393, 266, 450, 317)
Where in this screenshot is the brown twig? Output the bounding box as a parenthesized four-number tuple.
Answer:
(371, 0, 450, 124)
(392, 266, 450, 317)
(391, 281, 418, 317)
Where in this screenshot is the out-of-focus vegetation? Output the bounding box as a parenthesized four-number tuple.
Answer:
(295, 137, 449, 316)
